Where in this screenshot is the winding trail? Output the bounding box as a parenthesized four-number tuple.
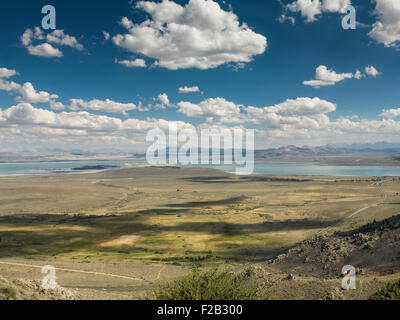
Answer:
(315, 178, 390, 235)
(0, 261, 153, 285)
(155, 265, 166, 281)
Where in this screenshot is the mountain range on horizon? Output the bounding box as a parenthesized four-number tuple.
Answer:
(2, 142, 400, 167)
(6, 141, 400, 154)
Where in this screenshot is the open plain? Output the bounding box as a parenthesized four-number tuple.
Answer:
(0, 167, 399, 299)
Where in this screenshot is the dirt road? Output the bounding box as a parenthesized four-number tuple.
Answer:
(0, 257, 185, 299)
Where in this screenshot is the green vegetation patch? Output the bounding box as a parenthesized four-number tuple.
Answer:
(152, 267, 265, 300)
(344, 222, 365, 230)
(0, 287, 17, 300)
(370, 281, 400, 300)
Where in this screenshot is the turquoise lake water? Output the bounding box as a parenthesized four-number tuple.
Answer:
(0, 161, 146, 175)
(1, 161, 400, 177)
(187, 162, 400, 177)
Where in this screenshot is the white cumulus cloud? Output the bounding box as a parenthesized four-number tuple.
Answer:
(177, 97, 243, 123)
(21, 27, 83, 58)
(45, 29, 84, 50)
(115, 58, 147, 68)
(112, 0, 267, 70)
(16, 82, 59, 104)
(0, 67, 59, 104)
(27, 43, 63, 58)
(179, 86, 200, 94)
(157, 93, 171, 108)
(103, 31, 110, 40)
(365, 65, 381, 77)
(69, 98, 137, 116)
(303, 65, 363, 87)
(283, 0, 351, 23)
(0, 68, 17, 79)
(0, 103, 193, 134)
(380, 107, 400, 118)
(369, 0, 400, 47)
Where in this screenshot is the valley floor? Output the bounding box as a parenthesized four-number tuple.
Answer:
(0, 167, 399, 299)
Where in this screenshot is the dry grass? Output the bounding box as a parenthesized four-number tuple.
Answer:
(0, 168, 398, 266)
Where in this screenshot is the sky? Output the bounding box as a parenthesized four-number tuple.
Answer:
(0, 0, 399, 152)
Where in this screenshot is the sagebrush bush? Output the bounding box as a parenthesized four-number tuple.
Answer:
(370, 281, 400, 300)
(153, 267, 263, 300)
(0, 287, 17, 300)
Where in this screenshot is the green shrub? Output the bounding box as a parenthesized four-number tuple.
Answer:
(0, 287, 18, 300)
(153, 267, 263, 300)
(370, 281, 400, 300)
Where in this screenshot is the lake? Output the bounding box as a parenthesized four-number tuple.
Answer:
(188, 162, 400, 177)
(1, 161, 400, 177)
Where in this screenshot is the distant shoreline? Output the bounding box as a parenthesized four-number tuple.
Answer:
(1, 161, 400, 177)
(253, 160, 400, 167)
(1, 158, 400, 167)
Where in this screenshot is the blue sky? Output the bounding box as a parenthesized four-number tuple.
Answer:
(0, 0, 399, 152)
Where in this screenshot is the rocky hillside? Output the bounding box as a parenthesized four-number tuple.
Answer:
(241, 215, 400, 300)
(0, 276, 79, 300)
(268, 214, 400, 277)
